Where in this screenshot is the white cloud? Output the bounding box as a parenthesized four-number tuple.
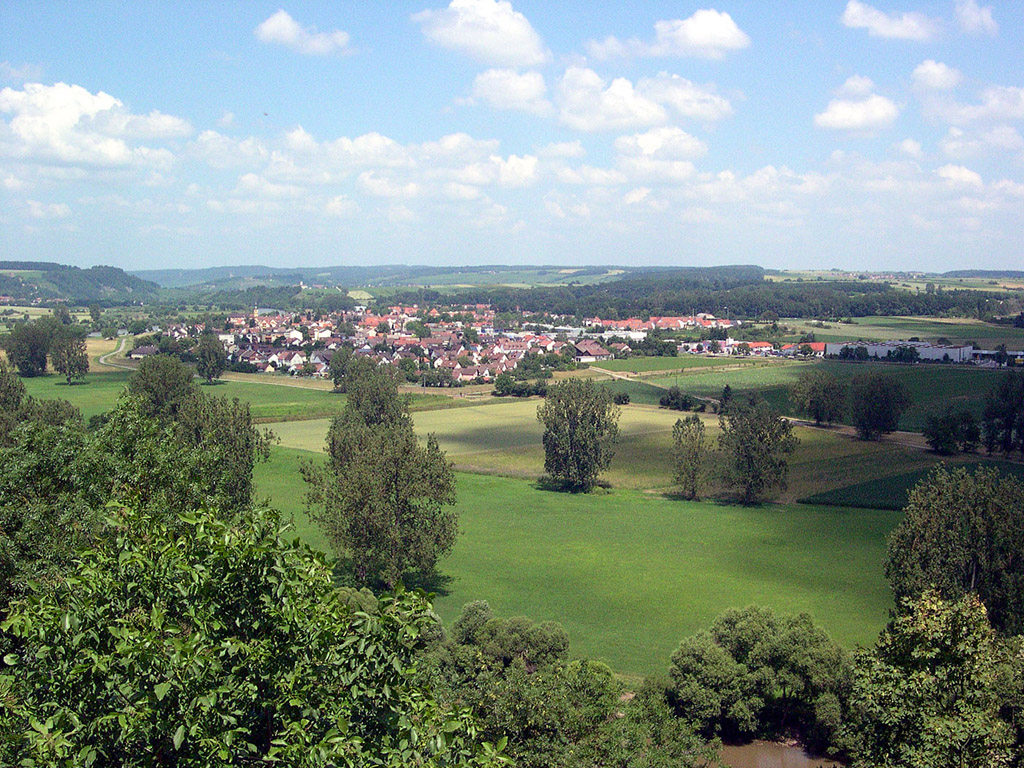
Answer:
(936, 163, 983, 187)
(556, 67, 666, 131)
(255, 10, 351, 55)
(956, 0, 997, 35)
(412, 0, 549, 67)
(588, 9, 751, 60)
(470, 69, 551, 114)
(636, 73, 734, 121)
(815, 93, 899, 132)
(556, 165, 627, 185)
(624, 187, 651, 205)
(912, 60, 962, 90)
(233, 172, 303, 199)
(837, 75, 875, 98)
(26, 199, 71, 218)
(841, 0, 939, 40)
(614, 126, 707, 160)
(190, 130, 268, 168)
(358, 171, 420, 198)
(494, 154, 538, 186)
(942, 86, 1024, 125)
(940, 126, 1024, 157)
(0, 61, 45, 82)
(897, 138, 923, 157)
(324, 195, 357, 216)
(217, 111, 235, 128)
(0, 82, 185, 169)
(538, 140, 585, 158)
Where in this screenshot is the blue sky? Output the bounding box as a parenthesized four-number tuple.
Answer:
(1, 1, 1021, 271)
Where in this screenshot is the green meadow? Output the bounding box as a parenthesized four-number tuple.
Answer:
(254, 448, 898, 675)
(781, 315, 1024, 349)
(595, 356, 766, 373)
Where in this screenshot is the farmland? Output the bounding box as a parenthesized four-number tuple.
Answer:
(780, 315, 1024, 349)
(255, 449, 899, 675)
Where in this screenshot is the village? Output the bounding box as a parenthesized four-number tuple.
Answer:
(127, 302, 1020, 384)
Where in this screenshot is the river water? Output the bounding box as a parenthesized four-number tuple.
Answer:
(720, 741, 843, 768)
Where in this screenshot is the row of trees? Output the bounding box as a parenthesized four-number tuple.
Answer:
(2, 314, 89, 382)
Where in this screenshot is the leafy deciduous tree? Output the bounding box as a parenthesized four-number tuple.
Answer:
(717, 402, 798, 505)
(50, 326, 89, 385)
(195, 332, 226, 383)
(886, 465, 1024, 636)
(922, 406, 980, 455)
(672, 414, 710, 500)
(849, 372, 911, 440)
(789, 369, 845, 426)
(536, 379, 620, 492)
(0, 504, 495, 767)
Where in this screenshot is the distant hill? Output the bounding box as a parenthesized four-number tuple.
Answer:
(943, 270, 1024, 278)
(0, 262, 159, 305)
(131, 264, 658, 290)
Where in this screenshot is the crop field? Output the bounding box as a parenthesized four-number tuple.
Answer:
(800, 459, 1024, 510)
(594, 356, 765, 374)
(254, 449, 898, 675)
(646, 359, 1011, 432)
(781, 315, 1024, 349)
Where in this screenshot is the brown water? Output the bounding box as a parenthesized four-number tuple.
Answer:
(720, 741, 843, 768)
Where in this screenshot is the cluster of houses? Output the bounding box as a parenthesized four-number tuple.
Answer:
(130, 301, 1020, 382)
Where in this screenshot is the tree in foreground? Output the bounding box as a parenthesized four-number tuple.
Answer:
(668, 605, 849, 753)
(717, 402, 798, 505)
(672, 414, 710, 500)
(845, 591, 1015, 768)
(127, 354, 198, 419)
(848, 372, 911, 440)
(194, 332, 226, 383)
(789, 369, 844, 426)
(304, 366, 457, 588)
(2, 320, 53, 377)
(886, 465, 1024, 635)
(50, 326, 89, 385)
(0, 504, 496, 767)
(536, 378, 620, 492)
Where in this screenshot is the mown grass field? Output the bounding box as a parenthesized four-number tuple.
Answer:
(266, 397, 961, 502)
(781, 315, 1024, 349)
(254, 448, 898, 675)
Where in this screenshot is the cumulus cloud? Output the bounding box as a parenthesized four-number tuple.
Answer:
(636, 73, 734, 122)
(358, 171, 420, 198)
(255, 10, 351, 55)
(470, 69, 551, 114)
(587, 9, 751, 60)
(941, 85, 1024, 125)
(0, 82, 186, 169)
(815, 79, 899, 132)
(912, 60, 962, 90)
(556, 67, 666, 131)
(412, 0, 549, 67)
(841, 0, 939, 40)
(897, 138, 923, 157)
(614, 126, 707, 159)
(941, 126, 1024, 158)
(936, 163, 983, 187)
(538, 140, 585, 158)
(0, 61, 45, 83)
(955, 0, 997, 35)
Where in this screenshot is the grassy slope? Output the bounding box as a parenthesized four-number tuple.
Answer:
(254, 448, 897, 675)
(596, 356, 764, 373)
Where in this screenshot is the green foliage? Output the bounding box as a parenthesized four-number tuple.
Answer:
(536, 378, 620, 492)
(50, 326, 89, 385)
(886, 465, 1024, 636)
(426, 602, 712, 768)
(3, 319, 55, 376)
(849, 373, 912, 440)
(982, 369, 1024, 454)
(790, 369, 844, 426)
(303, 370, 457, 588)
(127, 354, 199, 419)
(717, 402, 799, 505)
(669, 606, 850, 752)
(672, 415, 709, 500)
(922, 406, 980, 454)
(0, 504, 496, 767)
(195, 332, 226, 383)
(845, 591, 1015, 768)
